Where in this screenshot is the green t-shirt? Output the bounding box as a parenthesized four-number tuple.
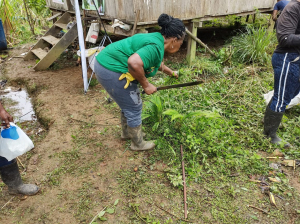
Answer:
(96, 32, 164, 78)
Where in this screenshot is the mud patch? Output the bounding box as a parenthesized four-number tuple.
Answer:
(0, 86, 36, 122)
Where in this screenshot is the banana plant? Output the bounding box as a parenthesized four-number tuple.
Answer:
(141, 95, 164, 131)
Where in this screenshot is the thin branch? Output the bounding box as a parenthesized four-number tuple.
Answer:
(181, 145, 188, 220)
(248, 205, 269, 214)
(0, 196, 15, 211)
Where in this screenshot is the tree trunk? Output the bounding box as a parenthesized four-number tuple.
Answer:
(22, 0, 35, 35)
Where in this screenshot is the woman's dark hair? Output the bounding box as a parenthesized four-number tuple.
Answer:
(158, 13, 186, 39)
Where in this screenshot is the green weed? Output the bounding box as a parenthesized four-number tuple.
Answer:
(231, 25, 276, 65)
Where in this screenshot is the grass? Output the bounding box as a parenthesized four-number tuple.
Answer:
(136, 40, 300, 222)
(230, 25, 277, 65)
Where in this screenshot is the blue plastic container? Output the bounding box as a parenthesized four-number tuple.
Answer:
(0, 19, 8, 50)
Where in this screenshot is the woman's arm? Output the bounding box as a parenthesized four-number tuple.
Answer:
(158, 62, 178, 78)
(128, 53, 157, 95)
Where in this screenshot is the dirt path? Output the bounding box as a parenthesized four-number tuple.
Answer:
(0, 45, 148, 223)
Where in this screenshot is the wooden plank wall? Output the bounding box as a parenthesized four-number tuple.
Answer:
(46, 0, 72, 11)
(103, 0, 276, 23)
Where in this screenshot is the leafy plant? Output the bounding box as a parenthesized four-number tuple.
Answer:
(231, 25, 276, 65)
(163, 109, 221, 122)
(142, 95, 164, 131)
(0, 0, 50, 45)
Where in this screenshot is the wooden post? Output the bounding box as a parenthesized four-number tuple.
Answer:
(186, 22, 198, 65)
(268, 15, 275, 32)
(252, 14, 256, 23)
(246, 15, 250, 23)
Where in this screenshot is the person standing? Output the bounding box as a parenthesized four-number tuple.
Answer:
(264, 0, 300, 148)
(94, 13, 185, 151)
(272, 0, 290, 21)
(0, 102, 39, 195)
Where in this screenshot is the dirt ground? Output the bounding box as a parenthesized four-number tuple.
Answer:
(0, 43, 144, 223)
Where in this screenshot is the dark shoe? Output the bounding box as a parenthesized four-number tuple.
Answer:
(263, 105, 291, 148)
(0, 160, 39, 195)
(127, 125, 155, 151)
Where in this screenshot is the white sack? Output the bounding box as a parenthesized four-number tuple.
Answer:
(264, 90, 300, 109)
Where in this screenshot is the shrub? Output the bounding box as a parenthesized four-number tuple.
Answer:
(231, 25, 276, 65)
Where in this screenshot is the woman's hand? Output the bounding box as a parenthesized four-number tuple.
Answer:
(0, 108, 13, 128)
(171, 71, 179, 79)
(143, 83, 157, 95)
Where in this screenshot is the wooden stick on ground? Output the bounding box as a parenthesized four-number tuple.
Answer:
(185, 28, 217, 58)
(17, 157, 25, 170)
(0, 196, 15, 211)
(248, 205, 269, 214)
(181, 145, 188, 220)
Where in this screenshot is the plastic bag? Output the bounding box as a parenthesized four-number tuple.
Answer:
(0, 122, 34, 161)
(264, 90, 300, 109)
(77, 46, 105, 72)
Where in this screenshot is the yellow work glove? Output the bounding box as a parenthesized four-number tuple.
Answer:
(119, 72, 136, 89)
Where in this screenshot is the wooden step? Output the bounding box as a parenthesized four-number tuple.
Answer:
(55, 22, 68, 30)
(31, 48, 47, 60)
(42, 35, 60, 45)
(47, 12, 62, 22)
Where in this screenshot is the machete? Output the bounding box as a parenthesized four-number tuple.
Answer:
(142, 80, 203, 94)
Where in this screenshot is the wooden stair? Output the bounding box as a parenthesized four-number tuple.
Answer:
(24, 12, 78, 71)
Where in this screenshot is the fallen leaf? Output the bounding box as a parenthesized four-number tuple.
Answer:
(268, 177, 281, 183)
(249, 179, 261, 183)
(98, 211, 105, 218)
(106, 208, 114, 214)
(20, 195, 27, 200)
(114, 199, 119, 206)
(269, 192, 277, 207)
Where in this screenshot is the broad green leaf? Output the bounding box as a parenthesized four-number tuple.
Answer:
(163, 109, 180, 116)
(106, 208, 114, 214)
(152, 122, 159, 131)
(98, 211, 105, 218)
(114, 199, 119, 206)
(100, 217, 108, 221)
(141, 113, 151, 120)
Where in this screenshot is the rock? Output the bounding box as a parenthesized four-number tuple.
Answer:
(269, 163, 280, 170)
